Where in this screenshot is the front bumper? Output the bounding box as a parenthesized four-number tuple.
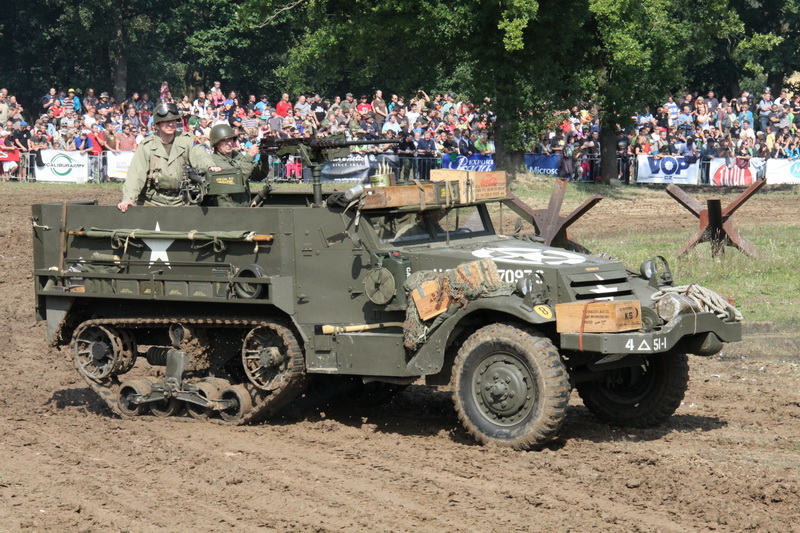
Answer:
(559, 311, 741, 355)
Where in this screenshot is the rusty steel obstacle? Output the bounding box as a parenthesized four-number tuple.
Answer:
(666, 178, 765, 258)
(504, 178, 602, 250)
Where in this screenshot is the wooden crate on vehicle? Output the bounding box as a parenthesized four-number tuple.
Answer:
(555, 300, 642, 333)
(411, 280, 456, 321)
(430, 170, 508, 203)
(360, 181, 460, 209)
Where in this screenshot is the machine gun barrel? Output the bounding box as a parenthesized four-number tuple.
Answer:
(258, 135, 401, 206)
(259, 136, 400, 155)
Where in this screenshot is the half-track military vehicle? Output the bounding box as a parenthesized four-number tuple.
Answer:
(32, 149, 742, 449)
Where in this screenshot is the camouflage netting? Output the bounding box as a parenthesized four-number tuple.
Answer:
(403, 259, 514, 350)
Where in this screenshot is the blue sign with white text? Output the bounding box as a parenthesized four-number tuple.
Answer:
(525, 153, 559, 176)
(441, 154, 495, 171)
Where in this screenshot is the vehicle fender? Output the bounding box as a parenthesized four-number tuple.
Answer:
(405, 294, 555, 376)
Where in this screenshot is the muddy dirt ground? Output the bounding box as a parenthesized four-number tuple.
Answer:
(1, 182, 798, 532)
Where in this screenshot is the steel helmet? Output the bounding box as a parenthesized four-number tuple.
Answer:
(152, 102, 180, 124)
(210, 123, 236, 147)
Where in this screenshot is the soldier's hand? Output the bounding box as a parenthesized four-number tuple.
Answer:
(209, 166, 221, 172)
(117, 201, 135, 212)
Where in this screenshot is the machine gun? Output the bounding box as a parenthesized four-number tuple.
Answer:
(179, 164, 207, 205)
(260, 134, 400, 205)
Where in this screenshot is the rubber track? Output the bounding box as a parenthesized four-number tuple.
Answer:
(72, 317, 307, 425)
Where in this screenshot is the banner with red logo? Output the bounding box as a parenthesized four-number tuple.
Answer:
(708, 157, 765, 186)
(0, 148, 20, 162)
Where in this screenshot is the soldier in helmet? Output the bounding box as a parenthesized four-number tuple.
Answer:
(117, 102, 219, 212)
(206, 123, 268, 206)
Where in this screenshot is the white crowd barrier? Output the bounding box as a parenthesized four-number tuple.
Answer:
(31, 150, 135, 183)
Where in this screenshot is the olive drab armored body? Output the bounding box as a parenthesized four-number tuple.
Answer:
(31, 148, 743, 449)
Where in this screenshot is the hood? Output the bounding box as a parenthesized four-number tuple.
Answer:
(407, 236, 618, 271)
(405, 237, 638, 300)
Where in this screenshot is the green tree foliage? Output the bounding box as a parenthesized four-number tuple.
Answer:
(0, 0, 291, 109)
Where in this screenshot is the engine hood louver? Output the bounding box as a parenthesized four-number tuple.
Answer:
(562, 268, 635, 300)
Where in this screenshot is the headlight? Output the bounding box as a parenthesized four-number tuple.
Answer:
(640, 256, 672, 286)
(640, 259, 656, 279)
(516, 276, 533, 295)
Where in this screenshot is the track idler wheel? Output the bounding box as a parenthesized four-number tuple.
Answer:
(73, 324, 137, 381)
(149, 397, 182, 418)
(219, 385, 253, 424)
(186, 380, 227, 420)
(118, 380, 153, 418)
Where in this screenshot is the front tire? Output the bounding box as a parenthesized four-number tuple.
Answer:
(575, 352, 689, 427)
(453, 323, 570, 450)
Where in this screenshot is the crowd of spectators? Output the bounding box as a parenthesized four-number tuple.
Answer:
(0, 82, 496, 180)
(535, 87, 800, 183)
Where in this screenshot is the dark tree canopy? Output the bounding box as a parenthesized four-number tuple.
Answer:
(1, 0, 796, 178)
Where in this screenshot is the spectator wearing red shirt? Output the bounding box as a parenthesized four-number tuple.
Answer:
(276, 93, 292, 118)
(50, 99, 65, 127)
(87, 124, 104, 156)
(356, 95, 372, 115)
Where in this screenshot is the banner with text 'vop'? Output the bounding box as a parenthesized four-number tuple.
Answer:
(34, 150, 89, 183)
(635, 155, 699, 184)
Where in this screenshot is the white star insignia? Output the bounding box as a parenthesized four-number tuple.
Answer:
(142, 222, 173, 268)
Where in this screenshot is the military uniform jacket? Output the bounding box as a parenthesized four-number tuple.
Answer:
(209, 150, 268, 207)
(122, 132, 215, 206)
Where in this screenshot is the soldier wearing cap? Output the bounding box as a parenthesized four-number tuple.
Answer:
(340, 93, 355, 115)
(206, 123, 267, 207)
(117, 102, 219, 211)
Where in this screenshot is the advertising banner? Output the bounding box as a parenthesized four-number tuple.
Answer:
(524, 153, 559, 176)
(708, 157, 765, 186)
(441, 154, 495, 171)
(320, 153, 400, 183)
(763, 158, 800, 185)
(107, 151, 135, 180)
(0, 148, 20, 162)
(635, 155, 699, 184)
(34, 149, 89, 183)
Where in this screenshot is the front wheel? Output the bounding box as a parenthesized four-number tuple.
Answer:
(575, 352, 689, 427)
(453, 323, 570, 450)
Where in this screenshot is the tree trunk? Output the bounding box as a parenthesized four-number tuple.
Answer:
(767, 72, 785, 93)
(112, 22, 127, 103)
(599, 122, 618, 185)
(493, 117, 526, 180)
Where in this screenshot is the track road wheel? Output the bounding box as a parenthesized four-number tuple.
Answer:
(219, 385, 254, 424)
(118, 380, 153, 418)
(73, 325, 136, 381)
(576, 352, 689, 427)
(186, 381, 225, 420)
(453, 323, 570, 450)
(149, 397, 182, 418)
